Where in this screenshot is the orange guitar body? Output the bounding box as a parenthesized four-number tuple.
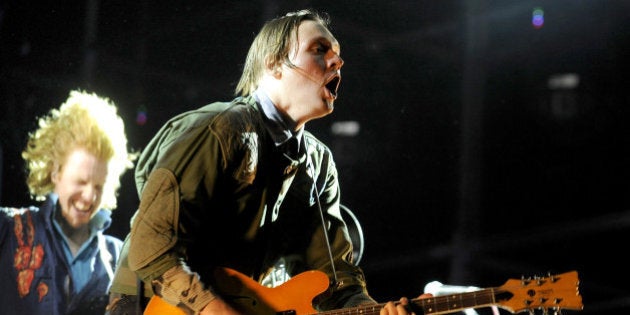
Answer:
(144, 267, 330, 315)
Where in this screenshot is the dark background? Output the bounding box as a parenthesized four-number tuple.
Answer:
(1, 1, 629, 314)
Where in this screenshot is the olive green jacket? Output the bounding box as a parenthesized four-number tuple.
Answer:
(110, 96, 375, 314)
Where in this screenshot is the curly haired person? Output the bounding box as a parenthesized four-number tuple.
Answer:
(0, 90, 136, 314)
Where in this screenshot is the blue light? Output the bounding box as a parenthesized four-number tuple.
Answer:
(532, 7, 544, 29)
(136, 105, 148, 126)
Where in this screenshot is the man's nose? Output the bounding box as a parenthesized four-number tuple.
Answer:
(331, 53, 344, 70)
(82, 186, 98, 204)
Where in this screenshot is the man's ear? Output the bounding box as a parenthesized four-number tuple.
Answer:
(272, 67, 282, 79)
(265, 57, 282, 78)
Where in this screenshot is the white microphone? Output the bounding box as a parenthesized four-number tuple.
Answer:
(424, 280, 482, 294)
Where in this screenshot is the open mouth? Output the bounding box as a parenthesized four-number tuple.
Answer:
(73, 202, 91, 212)
(325, 75, 341, 99)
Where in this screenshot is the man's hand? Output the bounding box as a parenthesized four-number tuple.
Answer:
(380, 294, 433, 315)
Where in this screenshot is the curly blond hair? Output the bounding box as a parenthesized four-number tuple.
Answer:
(22, 90, 136, 210)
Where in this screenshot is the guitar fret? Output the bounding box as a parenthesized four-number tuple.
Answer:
(322, 303, 383, 315)
(326, 304, 385, 315)
(415, 289, 497, 314)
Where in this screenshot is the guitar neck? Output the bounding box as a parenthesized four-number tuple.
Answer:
(317, 288, 497, 315)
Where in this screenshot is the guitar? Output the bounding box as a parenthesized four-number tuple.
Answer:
(144, 268, 583, 315)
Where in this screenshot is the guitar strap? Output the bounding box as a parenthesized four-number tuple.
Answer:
(304, 136, 339, 287)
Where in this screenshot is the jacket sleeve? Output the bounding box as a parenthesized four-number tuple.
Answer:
(127, 110, 229, 314)
(126, 102, 255, 314)
(127, 167, 218, 314)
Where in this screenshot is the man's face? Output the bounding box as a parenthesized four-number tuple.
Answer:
(279, 20, 344, 120)
(52, 148, 108, 229)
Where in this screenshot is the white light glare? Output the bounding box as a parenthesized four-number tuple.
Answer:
(331, 121, 360, 136)
(547, 73, 580, 90)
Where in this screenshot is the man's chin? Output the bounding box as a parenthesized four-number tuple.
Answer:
(69, 212, 92, 225)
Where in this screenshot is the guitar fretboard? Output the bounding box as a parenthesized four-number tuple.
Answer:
(314, 288, 499, 315)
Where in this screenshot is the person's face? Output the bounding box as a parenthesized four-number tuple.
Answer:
(52, 148, 108, 229)
(279, 20, 344, 121)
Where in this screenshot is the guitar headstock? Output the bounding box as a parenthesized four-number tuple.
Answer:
(496, 270, 583, 313)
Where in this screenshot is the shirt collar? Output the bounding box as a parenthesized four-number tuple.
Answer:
(253, 88, 303, 149)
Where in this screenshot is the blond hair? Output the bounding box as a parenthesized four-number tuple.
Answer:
(22, 90, 136, 210)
